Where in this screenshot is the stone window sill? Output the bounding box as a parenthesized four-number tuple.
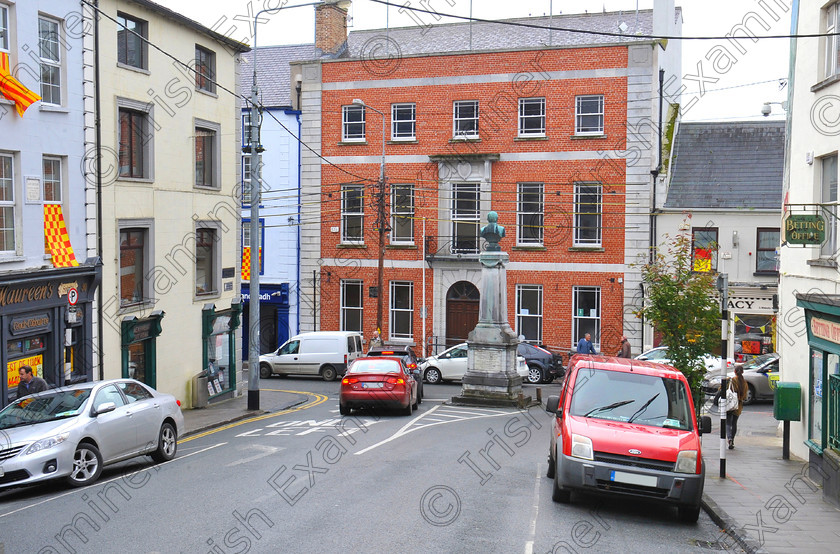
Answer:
(807, 258, 838, 268)
(569, 246, 605, 252)
(571, 134, 607, 140)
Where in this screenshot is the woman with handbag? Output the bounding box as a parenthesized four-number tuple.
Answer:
(725, 364, 749, 449)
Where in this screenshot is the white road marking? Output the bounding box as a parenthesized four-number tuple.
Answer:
(225, 444, 283, 467)
(0, 442, 227, 518)
(525, 463, 541, 554)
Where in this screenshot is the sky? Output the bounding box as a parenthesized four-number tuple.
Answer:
(167, 0, 793, 121)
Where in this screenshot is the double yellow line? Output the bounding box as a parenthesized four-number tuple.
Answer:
(179, 389, 329, 443)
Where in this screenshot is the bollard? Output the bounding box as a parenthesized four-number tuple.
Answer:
(536, 388, 542, 403)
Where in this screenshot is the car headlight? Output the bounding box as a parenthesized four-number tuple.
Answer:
(570, 434, 594, 461)
(675, 450, 698, 474)
(24, 433, 70, 456)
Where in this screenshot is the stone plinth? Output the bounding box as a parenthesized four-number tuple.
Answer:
(451, 250, 533, 408)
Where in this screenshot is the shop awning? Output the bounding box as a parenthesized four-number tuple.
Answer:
(0, 52, 41, 117)
(44, 204, 79, 267)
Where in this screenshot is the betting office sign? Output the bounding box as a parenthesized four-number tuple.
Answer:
(784, 214, 826, 245)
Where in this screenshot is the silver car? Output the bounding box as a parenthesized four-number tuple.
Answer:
(419, 342, 529, 384)
(0, 379, 184, 490)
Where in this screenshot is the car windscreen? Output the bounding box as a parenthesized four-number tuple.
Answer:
(743, 354, 777, 370)
(348, 359, 402, 374)
(569, 367, 693, 431)
(0, 389, 92, 429)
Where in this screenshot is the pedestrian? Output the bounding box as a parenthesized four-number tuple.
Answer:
(616, 335, 631, 358)
(719, 364, 748, 449)
(17, 365, 48, 399)
(369, 329, 382, 349)
(576, 332, 597, 355)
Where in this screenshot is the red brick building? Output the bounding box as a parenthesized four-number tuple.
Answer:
(293, 1, 683, 358)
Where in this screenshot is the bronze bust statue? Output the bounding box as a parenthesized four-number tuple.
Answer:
(481, 211, 505, 251)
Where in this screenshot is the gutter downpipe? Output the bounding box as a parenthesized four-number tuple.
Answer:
(93, 0, 104, 380)
(650, 68, 664, 265)
(297, 110, 302, 335)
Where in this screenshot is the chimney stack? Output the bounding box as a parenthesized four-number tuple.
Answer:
(316, 1, 350, 57)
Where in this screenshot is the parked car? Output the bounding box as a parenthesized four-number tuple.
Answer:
(545, 355, 712, 522)
(518, 342, 563, 384)
(419, 342, 529, 384)
(366, 345, 423, 402)
(339, 357, 419, 415)
(0, 379, 184, 490)
(259, 331, 364, 381)
(701, 352, 780, 405)
(635, 346, 734, 373)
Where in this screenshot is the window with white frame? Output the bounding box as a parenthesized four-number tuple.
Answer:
(391, 184, 414, 243)
(117, 13, 147, 69)
(826, 2, 840, 78)
(241, 155, 251, 205)
(390, 281, 414, 339)
(341, 280, 363, 332)
(341, 184, 364, 243)
(574, 183, 602, 246)
(0, 5, 9, 52)
(575, 95, 604, 135)
(391, 103, 416, 140)
(518, 97, 545, 136)
(195, 45, 216, 93)
(242, 219, 264, 276)
(342, 105, 365, 141)
(572, 286, 600, 349)
(0, 153, 14, 252)
(242, 112, 253, 150)
(39, 16, 62, 106)
(692, 228, 718, 272)
(756, 228, 780, 273)
(451, 183, 479, 253)
(43, 156, 62, 203)
(517, 183, 543, 245)
(516, 285, 543, 342)
(453, 100, 479, 138)
(822, 154, 838, 257)
(195, 227, 217, 295)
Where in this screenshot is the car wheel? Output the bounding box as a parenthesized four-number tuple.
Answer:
(259, 363, 272, 379)
(321, 365, 337, 382)
(412, 389, 419, 410)
(551, 461, 570, 503)
(151, 422, 178, 463)
(678, 503, 701, 523)
(402, 399, 413, 416)
(339, 403, 350, 416)
(546, 451, 555, 479)
(425, 367, 442, 384)
(744, 384, 756, 406)
(527, 364, 544, 384)
(66, 443, 103, 488)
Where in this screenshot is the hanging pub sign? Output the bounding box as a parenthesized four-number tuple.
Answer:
(784, 214, 826, 245)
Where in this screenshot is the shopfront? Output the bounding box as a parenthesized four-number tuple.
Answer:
(202, 302, 242, 402)
(121, 311, 164, 388)
(728, 286, 777, 361)
(796, 293, 840, 506)
(241, 283, 290, 360)
(0, 262, 101, 406)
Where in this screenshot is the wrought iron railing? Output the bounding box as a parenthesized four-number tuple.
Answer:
(829, 374, 840, 451)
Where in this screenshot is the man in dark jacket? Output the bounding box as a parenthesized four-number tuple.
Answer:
(17, 365, 48, 399)
(616, 335, 631, 358)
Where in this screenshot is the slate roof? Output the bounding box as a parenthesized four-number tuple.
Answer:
(239, 45, 319, 108)
(664, 121, 786, 210)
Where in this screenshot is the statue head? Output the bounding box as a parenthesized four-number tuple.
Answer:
(487, 211, 498, 224)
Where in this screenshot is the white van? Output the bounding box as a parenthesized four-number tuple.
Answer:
(258, 331, 363, 381)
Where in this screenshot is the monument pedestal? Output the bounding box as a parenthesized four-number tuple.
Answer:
(451, 249, 534, 409)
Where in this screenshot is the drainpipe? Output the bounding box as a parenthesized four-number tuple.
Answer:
(649, 68, 665, 264)
(296, 110, 302, 335)
(93, 0, 104, 380)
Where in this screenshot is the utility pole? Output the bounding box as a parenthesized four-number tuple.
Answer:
(717, 273, 729, 478)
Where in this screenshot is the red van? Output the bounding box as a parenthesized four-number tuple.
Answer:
(545, 355, 712, 522)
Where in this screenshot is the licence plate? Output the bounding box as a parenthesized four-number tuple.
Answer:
(610, 471, 657, 488)
(362, 382, 383, 389)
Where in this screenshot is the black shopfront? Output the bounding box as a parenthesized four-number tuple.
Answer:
(0, 261, 101, 407)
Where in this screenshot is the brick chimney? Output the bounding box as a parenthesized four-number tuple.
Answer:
(315, 1, 349, 57)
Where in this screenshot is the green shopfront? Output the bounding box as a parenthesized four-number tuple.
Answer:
(797, 293, 840, 506)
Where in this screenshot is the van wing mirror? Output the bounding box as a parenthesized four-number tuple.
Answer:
(699, 415, 712, 435)
(545, 395, 560, 414)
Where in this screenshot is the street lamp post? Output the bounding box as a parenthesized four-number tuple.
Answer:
(352, 99, 386, 336)
(247, 1, 325, 411)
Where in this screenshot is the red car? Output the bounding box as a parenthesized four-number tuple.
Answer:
(339, 357, 419, 416)
(545, 355, 712, 522)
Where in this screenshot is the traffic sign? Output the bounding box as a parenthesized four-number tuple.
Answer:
(67, 287, 78, 306)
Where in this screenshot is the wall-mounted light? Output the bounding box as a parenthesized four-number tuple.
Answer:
(732, 230, 739, 247)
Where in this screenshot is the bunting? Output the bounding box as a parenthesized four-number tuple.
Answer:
(241, 247, 262, 281)
(44, 204, 79, 267)
(0, 52, 41, 117)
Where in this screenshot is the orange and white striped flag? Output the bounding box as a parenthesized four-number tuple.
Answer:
(0, 52, 41, 117)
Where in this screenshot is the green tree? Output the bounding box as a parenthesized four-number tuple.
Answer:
(635, 228, 721, 406)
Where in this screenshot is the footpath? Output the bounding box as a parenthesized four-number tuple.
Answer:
(700, 403, 840, 553)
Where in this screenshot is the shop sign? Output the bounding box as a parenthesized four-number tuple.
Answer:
(784, 214, 826, 245)
(810, 317, 840, 344)
(727, 297, 775, 311)
(6, 354, 44, 390)
(9, 313, 50, 336)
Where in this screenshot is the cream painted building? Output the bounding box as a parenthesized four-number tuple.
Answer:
(83, 0, 248, 407)
(778, 0, 840, 506)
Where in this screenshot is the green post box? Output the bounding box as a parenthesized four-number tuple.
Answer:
(774, 382, 802, 421)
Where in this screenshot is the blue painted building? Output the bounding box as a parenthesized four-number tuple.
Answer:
(239, 45, 316, 356)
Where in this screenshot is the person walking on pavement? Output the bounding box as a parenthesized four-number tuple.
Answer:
(726, 364, 749, 449)
(576, 333, 597, 355)
(17, 365, 47, 399)
(616, 335, 631, 358)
